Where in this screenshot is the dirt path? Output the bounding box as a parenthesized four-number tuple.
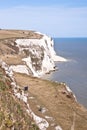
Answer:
(71, 112, 76, 130)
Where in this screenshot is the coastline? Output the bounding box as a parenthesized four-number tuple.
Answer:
(53, 55, 67, 62)
(52, 37, 87, 108)
(0, 30, 87, 130)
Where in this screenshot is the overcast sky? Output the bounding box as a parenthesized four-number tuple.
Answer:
(0, 0, 87, 37)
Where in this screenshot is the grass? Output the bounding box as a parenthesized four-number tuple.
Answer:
(0, 29, 42, 39)
(14, 72, 87, 130)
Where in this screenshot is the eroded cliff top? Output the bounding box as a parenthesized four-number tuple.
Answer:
(0, 29, 43, 39)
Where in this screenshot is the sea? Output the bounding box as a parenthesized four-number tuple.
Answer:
(46, 38, 87, 108)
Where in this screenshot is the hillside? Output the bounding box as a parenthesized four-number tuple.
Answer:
(0, 67, 39, 130)
(0, 29, 87, 130)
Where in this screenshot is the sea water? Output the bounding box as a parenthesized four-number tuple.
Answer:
(47, 38, 87, 108)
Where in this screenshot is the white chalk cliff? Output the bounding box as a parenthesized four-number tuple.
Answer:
(10, 33, 66, 77)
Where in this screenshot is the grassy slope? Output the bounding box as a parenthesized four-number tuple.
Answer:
(0, 68, 39, 130)
(15, 73, 87, 130)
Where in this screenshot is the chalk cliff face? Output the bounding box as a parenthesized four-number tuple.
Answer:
(9, 33, 66, 77)
(0, 30, 66, 77)
(15, 35, 55, 76)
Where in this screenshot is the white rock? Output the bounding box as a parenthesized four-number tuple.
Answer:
(21, 95, 27, 103)
(45, 116, 54, 121)
(10, 65, 29, 75)
(15, 34, 67, 77)
(11, 82, 16, 88)
(55, 126, 63, 130)
(32, 112, 49, 130)
(15, 93, 21, 99)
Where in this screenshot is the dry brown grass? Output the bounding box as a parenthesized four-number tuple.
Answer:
(1, 55, 24, 65)
(14, 73, 87, 130)
(0, 29, 42, 39)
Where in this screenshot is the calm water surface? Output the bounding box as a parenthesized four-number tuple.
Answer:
(46, 38, 87, 108)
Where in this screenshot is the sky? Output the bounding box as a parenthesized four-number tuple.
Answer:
(0, 0, 87, 37)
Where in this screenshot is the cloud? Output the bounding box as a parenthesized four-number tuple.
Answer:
(0, 6, 87, 37)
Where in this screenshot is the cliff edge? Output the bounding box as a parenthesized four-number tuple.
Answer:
(0, 29, 66, 77)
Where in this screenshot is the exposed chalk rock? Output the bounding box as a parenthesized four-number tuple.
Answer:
(15, 34, 67, 77)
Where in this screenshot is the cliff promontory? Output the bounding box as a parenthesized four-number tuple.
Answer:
(0, 29, 87, 130)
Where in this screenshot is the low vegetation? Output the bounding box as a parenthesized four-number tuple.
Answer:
(0, 67, 39, 130)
